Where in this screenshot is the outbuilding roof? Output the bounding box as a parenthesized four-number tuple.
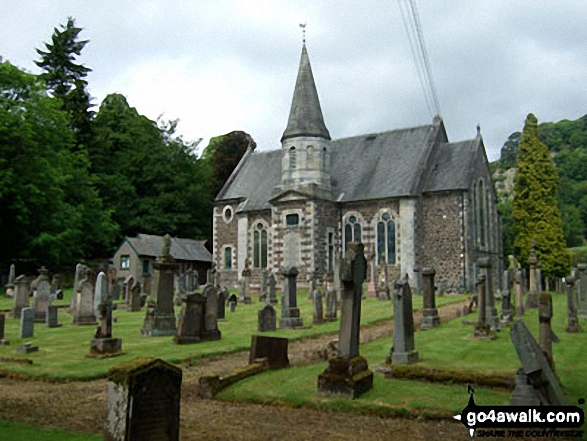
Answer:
(126, 234, 213, 262)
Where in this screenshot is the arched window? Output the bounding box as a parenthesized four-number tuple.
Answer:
(289, 146, 296, 170)
(307, 145, 315, 168)
(322, 147, 327, 171)
(344, 215, 362, 253)
(478, 180, 486, 248)
(253, 223, 268, 268)
(224, 247, 232, 270)
(377, 212, 396, 264)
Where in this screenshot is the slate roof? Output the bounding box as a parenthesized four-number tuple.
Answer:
(422, 139, 478, 192)
(126, 234, 213, 262)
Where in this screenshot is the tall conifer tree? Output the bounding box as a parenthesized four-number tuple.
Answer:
(512, 114, 571, 277)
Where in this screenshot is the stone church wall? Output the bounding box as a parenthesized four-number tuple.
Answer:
(213, 203, 240, 287)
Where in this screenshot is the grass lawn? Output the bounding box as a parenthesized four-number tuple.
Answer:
(0, 419, 101, 441)
(0, 288, 467, 380)
(217, 292, 587, 416)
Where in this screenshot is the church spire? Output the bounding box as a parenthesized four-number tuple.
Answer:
(281, 44, 331, 142)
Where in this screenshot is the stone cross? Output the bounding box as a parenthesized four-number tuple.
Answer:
(539, 292, 553, 369)
(526, 240, 539, 308)
(577, 264, 587, 318)
(565, 276, 580, 333)
(391, 277, 419, 364)
(279, 267, 303, 328)
(10, 275, 29, 319)
(479, 257, 499, 331)
(89, 295, 123, 358)
(312, 289, 324, 325)
(33, 267, 51, 323)
(421, 267, 439, 330)
(258, 304, 277, 332)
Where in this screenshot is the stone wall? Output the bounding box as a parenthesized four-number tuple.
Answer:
(213, 203, 239, 287)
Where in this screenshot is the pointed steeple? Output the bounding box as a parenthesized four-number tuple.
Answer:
(281, 44, 331, 142)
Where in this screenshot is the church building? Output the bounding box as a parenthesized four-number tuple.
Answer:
(212, 44, 502, 292)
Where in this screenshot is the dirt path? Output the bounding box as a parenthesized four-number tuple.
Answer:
(0, 300, 472, 440)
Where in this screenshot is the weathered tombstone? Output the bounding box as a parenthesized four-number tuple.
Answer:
(10, 275, 30, 319)
(8, 264, 16, 285)
(241, 263, 252, 305)
(228, 293, 237, 313)
(141, 235, 178, 336)
(73, 275, 97, 325)
(514, 269, 524, 317)
(217, 288, 228, 320)
(50, 273, 62, 295)
(20, 307, 35, 338)
(526, 241, 539, 309)
(258, 304, 277, 332)
(565, 276, 581, 333)
(473, 275, 493, 338)
(33, 267, 51, 323)
(129, 280, 142, 312)
(391, 277, 419, 364)
(279, 266, 303, 328)
(16, 342, 39, 354)
(421, 267, 439, 330)
(510, 319, 567, 405)
(201, 285, 221, 341)
(124, 275, 135, 305)
(318, 242, 373, 398)
(500, 269, 513, 326)
(376, 256, 390, 301)
(106, 358, 182, 441)
(111, 279, 122, 301)
(325, 277, 337, 321)
(267, 273, 278, 305)
(173, 293, 205, 344)
(312, 289, 324, 325)
(94, 272, 109, 321)
(45, 305, 62, 328)
(479, 257, 499, 332)
(577, 264, 587, 318)
(366, 250, 377, 298)
(539, 292, 553, 369)
(249, 335, 289, 369)
(89, 293, 122, 357)
(70, 263, 89, 313)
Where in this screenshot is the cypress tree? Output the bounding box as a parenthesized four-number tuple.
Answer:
(512, 114, 571, 278)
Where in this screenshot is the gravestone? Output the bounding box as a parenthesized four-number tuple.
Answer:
(376, 256, 390, 301)
(129, 280, 142, 312)
(8, 263, 15, 285)
(94, 272, 109, 321)
(141, 235, 178, 336)
(111, 279, 122, 301)
(473, 275, 493, 338)
(249, 335, 289, 369)
(514, 269, 524, 317)
(201, 285, 221, 341)
(71, 263, 89, 313)
(73, 275, 97, 325)
(16, 342, 39, 354)
(312, 289, 324, 325)
(240, 258, 252, 304)
(33, 267, 51, 323)
(45, 305, 62, 328)
(20, 307, 35, 338)
(106, 358, 182, 441)
(391, 278, 419, 364)
(258, 304, 277, 332)
(577, 264, 587, 318)
(366, 250, 377, 298)
(565, 276, 581, 333)
(539, 292, 553, 368)
(526, 241, 539, 309)
(50, 273, 62, 295)
(279, 267, 303, 328)
(325, 278, 337, 321)
(89, 292, 122, 357)
(510, 319, 567, 405)
(267, 273, 278, 305)
(217, 288, 228, 320)
(173, 293, 205, 344)
(479, 258, 499, 331)
(124, 275, 135, 305)
(500, 269, 513, 326)
(421, 267, 439, 330)
(10, 275, 29, 319)
(318, 242, 373, 398)
(228, 293, 237, 313)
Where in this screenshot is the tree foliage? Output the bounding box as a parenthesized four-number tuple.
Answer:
(512, 114, 571, 277)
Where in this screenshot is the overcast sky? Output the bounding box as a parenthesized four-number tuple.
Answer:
(2, 1, 586, 161)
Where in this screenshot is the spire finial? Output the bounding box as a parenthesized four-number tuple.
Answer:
(299, 23, 307, 44)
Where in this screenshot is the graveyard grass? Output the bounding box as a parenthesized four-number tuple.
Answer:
(0, 289, 466, 380)
(0, 419, 101, 441)
(218, 292, 587, 416)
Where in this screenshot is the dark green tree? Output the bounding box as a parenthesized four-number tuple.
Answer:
(35, 17, 94, 150)
(512, 114, 571, 277)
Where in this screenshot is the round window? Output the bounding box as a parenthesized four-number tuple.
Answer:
(223, 206, 233, 223)
(382, 212, 390, 221)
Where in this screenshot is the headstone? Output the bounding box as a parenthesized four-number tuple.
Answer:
(201, 285, 221, 341)
(141, 235, 178, 336)
(325, 277, 337, 322)
(526, 240, 539, 308)
(16, 342, 39, 354)
(33, 267, 51, 323)
(71, 263, 89, 313)
(514, 269, 524, 317)
(473, 275, 494, 338)
(500, 269, 513, 326)
(20, 307, 35, 338)
(267, 273, 277, 305)
(258, 304, 277, 332)
(421, 267, 440, 330)
(8, 264, 16, 285)
(106, 358, 182, 441)
(279, 266, 303, 328)
(577, 264, 587, 318)
(217, 288, 228, 320)
(376, 256, 390, 301)
(565, 276, 581, 333)
(10, 275, 29, 319)
(479, 257, 499, 331)
(111, 279, 122, 301)
(249, 335, 289, 369)
(124, 275, 135, 304)
(173, 293, 205, 344)
(73, 275, 98, 325)
(94, 272, 109, 321)
(366, 250, 377, 298)
(391, 277, 419, 364)
(45, 305, 62, 328)
(50, 273, 62, 294)
(240, 258, 252, 304)
(228, 293, 237, 313)
(129, 280, 142, 312)
(318, 242, 373, 398)
(313, 289, 324, 325)
(89, 292, 122, 357)
(510, 319, 567, 405)
(539, 292, 553, 368)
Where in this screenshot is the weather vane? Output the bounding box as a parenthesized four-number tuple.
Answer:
(299, 23, 307, 44)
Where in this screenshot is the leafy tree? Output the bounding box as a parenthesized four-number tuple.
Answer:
(499, 132, 521, 169)
(35, 17, 94, 150)
(512, 114, 571, 277)
(498, 200, 514, 259)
